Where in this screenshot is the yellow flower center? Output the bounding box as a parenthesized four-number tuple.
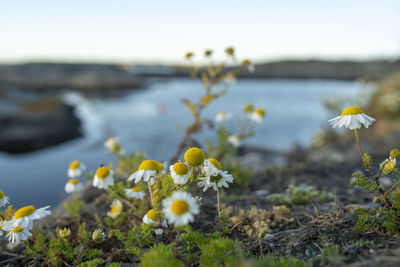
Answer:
(96, 167, 110, 179)
(171, 200, 189, 215)
(158, 162, 164, 171)
(146, 209, 158, 221)
(341, 107, 363, 116)
(69, 160, 80, 170)
(111, 204, 122, 214)
(390, 149, 400, 159)
(131, 186, 142, 192)
(12, 225, 23, 233)
(242, 59, 251, 66)
(254, 108, 265, 117)
(225, 47, 234, 55)
(185, 52, 193, 59)
(385, 160, 396, 171)
(139, 160, 161, 171)
(110, 143, 121, 152)
(14, 206, 36, 219)
(173, 162, 189, 175)
(68, 179, 80, 185)
(60, 229, 70, 237)
(208, 158, 221, 170)
(243, 103, 253, 113)
(204, 49, 212, 56)
(184, 147, 205, 167)
(0, 190, 4, 199)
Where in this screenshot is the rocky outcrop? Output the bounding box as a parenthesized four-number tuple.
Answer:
(0, 96, 81, 153)
(0, 63, 143, 92)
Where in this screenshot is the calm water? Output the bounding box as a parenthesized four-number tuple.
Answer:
(0, 78, 363, 207)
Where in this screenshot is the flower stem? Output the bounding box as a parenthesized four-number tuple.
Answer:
(148, 180, 156, 210)
(353, 129, 363, 159)
(216, 184, 221, 223)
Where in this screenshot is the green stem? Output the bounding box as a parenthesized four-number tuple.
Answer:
(148, 180, 156, 210)
(353, 129, 363, 159)
(216, 184, 221, 223)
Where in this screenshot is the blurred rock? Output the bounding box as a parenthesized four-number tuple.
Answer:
(0, 96, 81, 153)
(0, 63, 143, 92)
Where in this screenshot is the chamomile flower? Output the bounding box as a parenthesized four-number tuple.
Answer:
(68, 160, 86, 178)
(107, 199, 123, 219)
(162, 191, 199, 226)
(390, 149, 399, 159)
(384, 158, 396, 173)
(65, 179, 84, 194)
(58, 228, 71, 238)
(0, 220, 4, 236)
(104, 136, 119, 149)
(170, 162, 191, 185)
(329, 107, 375, 130)
(5, 225, 32, 243)
(197, 169, 234, 192)
(223, 73, 237, 84)
(143, 209, 159, 225)
(227, 134, 241, 148)
(128, 160, 161, 185)
(242, 59, 255, 73)
(202, 158, 221, 176)
(215, 112, 232, 123)
(93, 166, 114, 189)
(184, 147, 205, 167)
(125, 186, 145, 199)
(243, 103, 254, 113)
(7, 205, 51, 229)
(92, 228, 106, 242)
(0, 190, 9, 208)
(249, 108, 266, 123)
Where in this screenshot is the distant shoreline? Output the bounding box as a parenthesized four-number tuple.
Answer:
(0, 59, 399, 92)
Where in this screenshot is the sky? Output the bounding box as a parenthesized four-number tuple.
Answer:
(1, 0, 399, 64)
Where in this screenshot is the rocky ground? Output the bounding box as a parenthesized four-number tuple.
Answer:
(1, 127, 399, 266)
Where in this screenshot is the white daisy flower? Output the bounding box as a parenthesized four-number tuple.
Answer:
(243, 103, 254, 113)
(215, 112, 232, 123)
(249, 108, 266, 123)
(58, 228, 71, 238)
(93, 166, 114, 189)
(227, 134, 241, 148)
(169, 162, 191, 185)
(242, 59, 255, 73)
(142, 209, 168, 234)
(197, 170, 234, 192)
(142, 209, 159, 225)
(107, 199, 123, 219)
(329, 107, 375, 130)
(7, 205, 51, 229)
(125, 186, 145, 199)
(67, 160, 86, 178)
(0, 220, 4, 236)
(162, 191, 199, 226)
(154, 228, 164, 235)
(104, 136, 119, 149)
(128, 160, 161, 185)
(65, 179, 84, 194)
(202, 158, 221, 176)
(384, 158, 396, 173)
(223, 73, 237, 85)
(4, 225, 32, 243)
(0, 190, 9, 208)
(92, 228, 106, 242)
